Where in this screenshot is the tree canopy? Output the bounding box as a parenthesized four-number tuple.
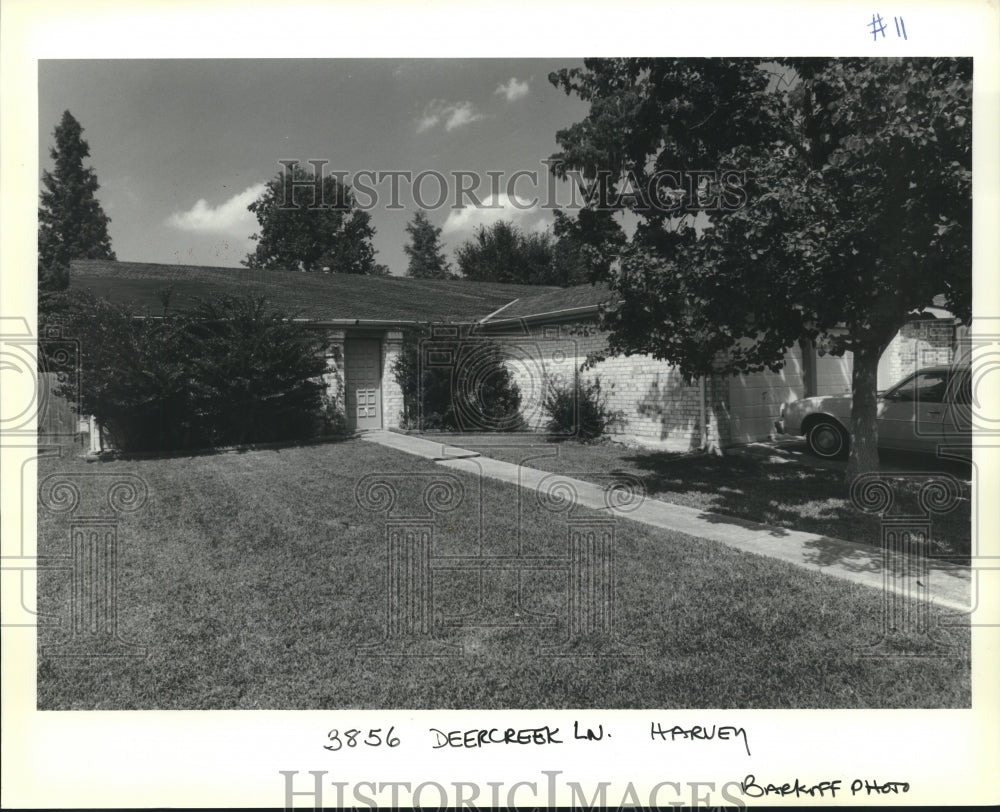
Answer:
(551, 208, 626, 287)
(403, 211, 452, 279)
(549, 57, 972, 477)
(455, 213, 625, 287)
(455, 220, 554, 285)
(245, 165, 387, 275)
(38, 110, 116, 291)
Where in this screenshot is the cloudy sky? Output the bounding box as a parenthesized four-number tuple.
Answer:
(38, 59, 591, 274)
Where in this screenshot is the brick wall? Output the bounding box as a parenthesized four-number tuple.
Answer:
(485, 319, 721, 451)
(878, 318, 957, 389)
(318, 329, 347, 427)
(381, 331, 406, 429)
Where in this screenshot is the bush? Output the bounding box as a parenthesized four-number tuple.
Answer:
(53, 292, 332, 452)
(392, 329, 523, 431)
(542, 377, 620, 440)
(186, 296, 330, 446)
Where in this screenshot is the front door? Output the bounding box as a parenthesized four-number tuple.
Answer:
(344, 338, 382, 431)
(878, 369, 950, 452)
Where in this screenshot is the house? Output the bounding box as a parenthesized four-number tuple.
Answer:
(52, 259, 968, 453)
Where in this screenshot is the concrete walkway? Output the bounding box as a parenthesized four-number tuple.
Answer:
(362, 431, 972, 613)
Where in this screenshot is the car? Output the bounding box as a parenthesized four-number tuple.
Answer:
(775, 364, 971, 459)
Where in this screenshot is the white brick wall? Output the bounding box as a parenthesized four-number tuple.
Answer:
(489, 320, 721, 449)
(381, 332, 406, 429)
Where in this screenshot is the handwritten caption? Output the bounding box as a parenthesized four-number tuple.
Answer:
(323, 721, 751, 754)
(741, 775, 910, 799)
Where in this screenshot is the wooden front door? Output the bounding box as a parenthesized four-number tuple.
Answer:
(345, 338, 382, 431)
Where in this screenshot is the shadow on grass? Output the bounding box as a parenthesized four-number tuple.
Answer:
(610, 449, 971, 563)
(799, 536, 886, 572)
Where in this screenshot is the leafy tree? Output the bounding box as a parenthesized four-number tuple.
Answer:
(245, 165, 386, 274)
(404, 211, 452, 279)
(455, 220, 554, 285)
(551, 208, 626, 286)
(549, 57, 971, 479)
(38, 111, 116, 291)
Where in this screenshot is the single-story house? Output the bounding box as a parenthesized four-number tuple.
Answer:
(51, 259, 968, 453)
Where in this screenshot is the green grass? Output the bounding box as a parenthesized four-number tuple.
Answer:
(37, 439, 970, 710)
(456, 437, 972, 564)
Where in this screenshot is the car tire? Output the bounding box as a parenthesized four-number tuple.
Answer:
(806, 419, 849, 460)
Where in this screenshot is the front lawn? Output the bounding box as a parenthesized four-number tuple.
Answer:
(457, 438, 972, 564)
(37, 439, 970, 709)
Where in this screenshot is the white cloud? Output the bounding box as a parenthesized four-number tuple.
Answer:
(166, 183, 265, 234)
(416, 100, 484, 133)
(495, 77, 530, 102)
(442, 192, 547, 235)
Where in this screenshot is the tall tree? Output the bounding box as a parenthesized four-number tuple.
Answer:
(245, 165, 387, 275)
(549, 57, 971, 479)
(456, 220, 554, 285)
(551, 208, 626, 287)
(403, 211, 451, 279)
(38, 111, 116, 291)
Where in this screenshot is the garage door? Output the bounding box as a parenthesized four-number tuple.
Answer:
(728, 345, 805, 444)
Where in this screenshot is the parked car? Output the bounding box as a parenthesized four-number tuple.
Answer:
(775, 364, 971, 459)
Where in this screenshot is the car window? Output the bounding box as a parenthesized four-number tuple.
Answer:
(887, 371, 950, 403)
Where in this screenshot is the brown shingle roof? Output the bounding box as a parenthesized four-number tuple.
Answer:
(68, 260, 567, 323)
(486, 282, 614, 321)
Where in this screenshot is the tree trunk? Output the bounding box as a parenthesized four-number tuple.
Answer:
(845, 342, 881, 483)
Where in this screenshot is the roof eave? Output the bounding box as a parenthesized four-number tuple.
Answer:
(481, 303, 606, 327)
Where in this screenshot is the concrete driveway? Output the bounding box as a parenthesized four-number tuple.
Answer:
(728, 437, 973, 481)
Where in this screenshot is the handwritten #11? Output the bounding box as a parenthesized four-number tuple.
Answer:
(869, 13, 908, 40)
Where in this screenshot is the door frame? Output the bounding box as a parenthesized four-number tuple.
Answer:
(344, 333, 384, 431)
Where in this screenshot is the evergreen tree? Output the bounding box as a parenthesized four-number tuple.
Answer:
(38, 111, 116, 290)
(403, 211, 451, 279)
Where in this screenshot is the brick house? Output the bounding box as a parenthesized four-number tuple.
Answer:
(56, 259, 967, 452)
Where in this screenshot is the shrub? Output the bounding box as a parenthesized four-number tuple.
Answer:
(186, 296, 329, 446)
(392, 329, 523, 431)
(53, 292, 331, 452)
(542, 377, 620, 440)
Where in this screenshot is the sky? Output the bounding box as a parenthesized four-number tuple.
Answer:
(38, 59, 593, 275)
